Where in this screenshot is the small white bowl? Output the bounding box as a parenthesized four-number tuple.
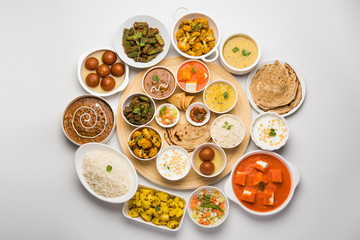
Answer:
(187, 186, 229, 228)
(171, 7, 221, 62)
(121, 92, 156, 127)
(142, 66, 177, 100)
(191, 143, 226, 178)
(175, 60, 210, 94)
(156, 146, 191, 181)
(185, 102, 210, 127)
(77, 47, 129, 97)
(155, 103, 180, 128)
(223, 150, 300, 216)
(122, 184, 187, 231)
(250, 112, 289, 151)
(210, 114, 245, 149)
(74, 143, 138, 203)
(62, 94, 116, 146)
(203, 79, 238, 114)
(219, 33, 261, 75)
(127, 126, 162, 161)
(114, 15, 170, 68)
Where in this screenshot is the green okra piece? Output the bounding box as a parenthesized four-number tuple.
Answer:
(139, 38, 146, 47)
(141, 27, 148, 37)
(148, 38, 156, 44)
(127, 51, 140, 58)
(134, 22, 148, 29)
(144, 54, 157, 62)
(124, 41, 131, 52)
(129, 27, 135, 35)
(123, 28, 130, 43)
(154, 33, 164, 46)
(142, 43, 151, 54)
(147, 28, 159, 37)
(148, 47, 163, 55)
(127, 45, 139, 53)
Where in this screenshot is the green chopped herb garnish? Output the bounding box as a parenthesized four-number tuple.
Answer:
(232, 46, 240, 53)
(133, 108, 141, 116)
(106, 165, 112, 172)
(155, 206, 161, 212)
(159, 106, 167, 117)
(269, 128, 276, 137)
(223, 121, 233, 130)
(223, 91, 229, 99)
(259, 181, 265, 190)
(191, 66, 196, 73)
(203, 195, 211, 205)
(152, 74, 160, 83)
(167, 166, 170, 170)
(242, 49, 251, 56)
(203, 204, 224, 213)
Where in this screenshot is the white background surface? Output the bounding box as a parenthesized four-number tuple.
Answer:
(1, 0, 359, 239)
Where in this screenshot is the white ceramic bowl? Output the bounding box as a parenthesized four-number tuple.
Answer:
(203, 79, 238, 114)
(155, 103, 180, 128)
(74, 143, 138, 203)
(114, 15, 170, 68)
(246, 60, 306, 117)
(210, 114, 245, 149)
(223, 150, 301, 216)
(219, 33, 261, 75)
(122, 184, 187, 231)
(187, 186, 229, 228)
(62, 95, 116, 146)
(77, 47, 129, 97)
(142, 66, 177, 100)
(185, 102, 210, 127)
(171, 7, 221, 62)
(250, 112, 289, 151)
(191, 143, 226, 178)
(156, 146, 191, 181)
(121, 92, 156, 127)
(127, 126, 162, 161)
(175, 60, 210, 93)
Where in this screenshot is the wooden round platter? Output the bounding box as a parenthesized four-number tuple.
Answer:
(116, 56, 252, 189)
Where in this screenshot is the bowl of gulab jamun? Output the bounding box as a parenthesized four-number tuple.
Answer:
(191, 143, 226, 178)
(77, 48, 129, 97)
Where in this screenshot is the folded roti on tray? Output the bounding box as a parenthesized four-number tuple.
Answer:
(250, 60, 302, 114)
(164, 123, 212, 152)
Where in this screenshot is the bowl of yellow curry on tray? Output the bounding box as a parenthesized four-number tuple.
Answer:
(203, 80, 238, 114)
(220, 33, 261, 75)
(171, 8, 221, 62)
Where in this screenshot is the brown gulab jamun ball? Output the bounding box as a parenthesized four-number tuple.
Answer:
(96, 64, 111, 77)
(200, 161, 215, 175)
(84, 57, 99, 70)
(102, 51, 117, 65)
(101, 76, 116, 91)
(199, 147, 215, 161)
(85, 73, 100, 88)
(111, 63, 125, 77)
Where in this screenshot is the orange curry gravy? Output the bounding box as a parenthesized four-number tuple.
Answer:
(232, 154, 291, 212)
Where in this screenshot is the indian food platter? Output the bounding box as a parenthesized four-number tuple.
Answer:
(116, 56, 252, 189)
(62, 6, 304, 230)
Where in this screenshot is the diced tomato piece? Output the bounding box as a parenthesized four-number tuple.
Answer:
(234, 172, 247, 186)
(271, 169, 282, 183)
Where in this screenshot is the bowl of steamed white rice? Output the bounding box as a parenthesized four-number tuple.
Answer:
(74, 143, 138, 203)
(210, 114, 245, 149)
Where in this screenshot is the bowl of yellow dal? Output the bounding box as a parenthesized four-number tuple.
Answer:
(203, 80, 237, 113)
(219, 33, 261, 75)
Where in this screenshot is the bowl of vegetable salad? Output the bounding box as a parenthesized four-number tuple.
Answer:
(155, 103, 180, 128)
(188, 186, 229, 228)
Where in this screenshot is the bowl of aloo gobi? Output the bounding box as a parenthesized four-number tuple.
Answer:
(171, 8, 221, 62)
(219, 33, 261, 75)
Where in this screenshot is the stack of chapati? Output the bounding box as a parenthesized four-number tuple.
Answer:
(250, 60, 302, 115)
